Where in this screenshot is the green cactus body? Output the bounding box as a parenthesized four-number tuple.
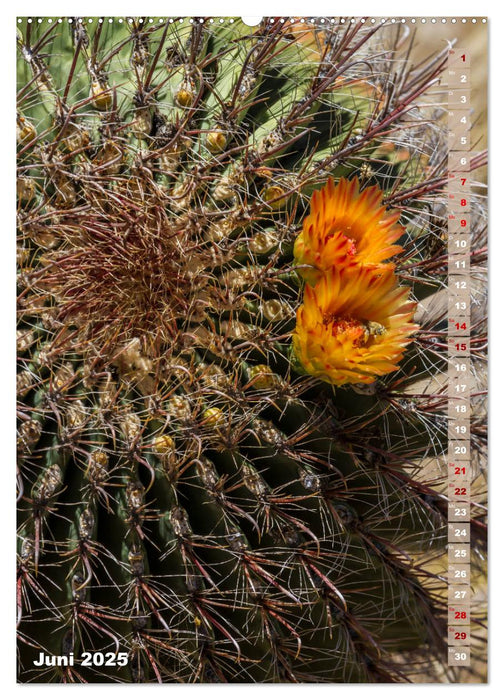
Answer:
(17, 17, 487, 683)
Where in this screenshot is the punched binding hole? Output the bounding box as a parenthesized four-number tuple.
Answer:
(241, 17, 263, 26)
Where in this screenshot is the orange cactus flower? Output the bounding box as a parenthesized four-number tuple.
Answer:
(294, 178, 405, 284)
(292, 265, 418, 386)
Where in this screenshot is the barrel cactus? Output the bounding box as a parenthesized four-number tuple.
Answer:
(17, 16, 487, 683)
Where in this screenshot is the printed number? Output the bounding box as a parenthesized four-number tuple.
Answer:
(455, 632, 467, 640)
(460, 219, 467, 227)
(454, 612, 467, 619)
(460, 198, 467, 206)
(453, 548, 467, 557)
(454, 488, 467, 496)
(81, 652, 128, 667)
(454, 590, 467, 598)
(454, 467, 466, 475)
(454, 652, 468, 661)
(116, 653, 128, 667)
(454, 508, 467, 517)
(460, 74, 467, 83)
(455, 343, 467, 351)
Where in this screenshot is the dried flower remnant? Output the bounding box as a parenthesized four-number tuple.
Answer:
(293, 266, 418, 386)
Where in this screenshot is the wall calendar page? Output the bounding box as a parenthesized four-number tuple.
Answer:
(16, 14, 488, 684)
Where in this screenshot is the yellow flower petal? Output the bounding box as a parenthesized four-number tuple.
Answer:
(293, 266, 418, 386)
(294, 177, 405, 283)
